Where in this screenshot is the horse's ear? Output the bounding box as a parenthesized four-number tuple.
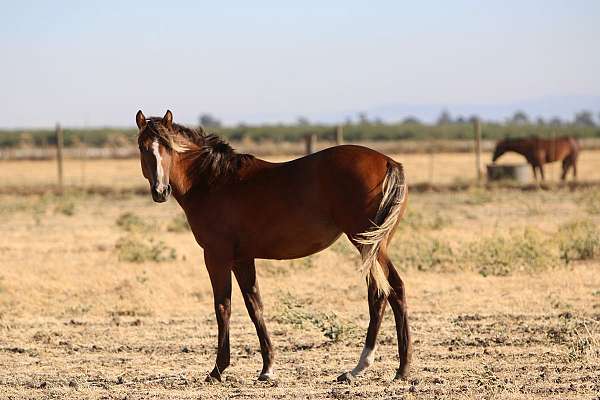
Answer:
(136, 110, 146, 130)
(163, 110, 173, 129)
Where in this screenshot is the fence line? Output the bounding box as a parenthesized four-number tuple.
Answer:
(4, 138, 600, 161)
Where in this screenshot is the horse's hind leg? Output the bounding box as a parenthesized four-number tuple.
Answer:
(561, 157, 571, 181)
(337, 253, 389, 382)
(233, 259, 274, 381)
(379, 250, 411, 379)
(563, 155, 578, 181)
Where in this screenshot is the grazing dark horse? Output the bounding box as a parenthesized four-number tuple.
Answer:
(135, 110, 411, 383)
(492, 137, 580, 181)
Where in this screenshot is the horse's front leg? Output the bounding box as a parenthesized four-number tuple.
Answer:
(204, 251, 233, 382)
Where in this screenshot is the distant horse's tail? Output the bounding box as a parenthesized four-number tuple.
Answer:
(355, 161, 406, 296)
(569, 137, 581, 153)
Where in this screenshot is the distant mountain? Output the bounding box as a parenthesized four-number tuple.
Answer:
(341, 95, 600, 125)
(232, 95, 600, 126)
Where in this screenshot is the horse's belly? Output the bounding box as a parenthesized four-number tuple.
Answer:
(246, 220, 343, 260)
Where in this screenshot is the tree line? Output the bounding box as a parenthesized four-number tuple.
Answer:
(0, 109, 599, 149)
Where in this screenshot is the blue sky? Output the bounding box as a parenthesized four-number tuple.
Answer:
(1, 0, 599, 127)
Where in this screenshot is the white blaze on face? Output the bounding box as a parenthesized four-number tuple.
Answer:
(152, 139, 165, 190)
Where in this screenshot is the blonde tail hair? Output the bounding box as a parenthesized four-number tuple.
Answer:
(355, 162, 406, 296)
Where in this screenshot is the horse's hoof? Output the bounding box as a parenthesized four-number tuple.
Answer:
(394, 368, 408, 381)
(258, 373, 272, 382)
(337, 371, 354, 383)
(205, 374, 221, 384)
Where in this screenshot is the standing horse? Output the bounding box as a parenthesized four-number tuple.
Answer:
(492, 137, 580, 181)
(135, 110, 410, 383)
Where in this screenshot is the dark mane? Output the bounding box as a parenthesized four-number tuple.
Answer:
(184, 133, 255, 186)
(139, 118, 254, 186)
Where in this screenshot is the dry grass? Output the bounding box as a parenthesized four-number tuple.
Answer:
(2, 149, 600, 189)
(0, 154, 600, 399)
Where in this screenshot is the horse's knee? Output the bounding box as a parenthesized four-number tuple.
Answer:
(216, 301, 231, 320)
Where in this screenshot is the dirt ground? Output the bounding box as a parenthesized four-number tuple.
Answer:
(0, 189, 599, 398)
(0, 154, 599, 399)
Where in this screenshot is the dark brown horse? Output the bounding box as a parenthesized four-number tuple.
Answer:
(492, 137, 580, 181)
(135, 110, 411, 383)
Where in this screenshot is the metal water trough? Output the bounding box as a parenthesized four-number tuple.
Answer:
(486, 163, 531, 183)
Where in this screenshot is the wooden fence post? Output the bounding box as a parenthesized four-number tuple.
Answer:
(305, 133, 316, 155)
(551, 130, 556, 181)
(335, 125, 344, 145)
(75, 135, 87, 186)
(428, 142, 435, 184)
(473, 118, 482, 183)
(56, 123, 64, 193)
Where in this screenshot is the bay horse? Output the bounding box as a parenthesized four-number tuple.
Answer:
(135, 110, 411, 383)
(492, 136, 580, 181)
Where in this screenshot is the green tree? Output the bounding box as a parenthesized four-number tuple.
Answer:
(199, 114, 222, 128)
(402, 116, 421, 124)
(574, 110, 595, 127)
(436, 109, 452, 125)
(510, 110, 529, 125)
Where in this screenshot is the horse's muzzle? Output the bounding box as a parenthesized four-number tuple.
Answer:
(151, 184, 171, 203)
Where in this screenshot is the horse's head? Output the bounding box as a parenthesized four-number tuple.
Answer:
(492, 139, 507, 163)
(136, 110, 175, 203)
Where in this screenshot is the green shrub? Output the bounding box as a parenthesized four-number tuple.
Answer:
(392, 223, 597, 276)
(392, 236, 455, 272)
(466, 228, 557, 276)
(392, 228, 557, 276)
(402, 210, 452, 231)
(54, 201, 75, 216)
(275, 293, 355, 342)
(116, 212, 149, 232)
(578, 189, 600, 215)
(558, 220, 600, 263)
(166, 214, 191, 233)
(568, 335, 595, 362)
(115, 236, 176, 263)
(463, 188, 493, 205)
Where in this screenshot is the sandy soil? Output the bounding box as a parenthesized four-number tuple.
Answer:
(0, 181, 598, 399)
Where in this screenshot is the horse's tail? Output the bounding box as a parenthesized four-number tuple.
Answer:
(355, 161, 406, 296)
(569, 136, 581, 153)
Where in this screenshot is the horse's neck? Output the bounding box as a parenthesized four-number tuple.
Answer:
(169, 150, 201, 203)
(504, 141, 531, 157)
(169, 150, 268, 206)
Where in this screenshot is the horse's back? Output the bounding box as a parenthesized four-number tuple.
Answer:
(218, 145, 399, 259)
(545, 137, 580, 161)
(276, 144, 395, 200)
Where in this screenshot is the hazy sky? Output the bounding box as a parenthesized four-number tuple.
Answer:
(1, 0, 599, 128)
